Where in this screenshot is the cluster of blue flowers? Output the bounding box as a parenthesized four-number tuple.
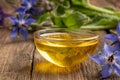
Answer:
(16, 0, 39, 15)
(89, 22, 120, 78)
(10, 0, 39, 39)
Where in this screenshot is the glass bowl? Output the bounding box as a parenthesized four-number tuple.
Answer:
(34, 28, 99, 67)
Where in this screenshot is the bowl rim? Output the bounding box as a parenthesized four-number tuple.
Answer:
(34, 28, 99, 42)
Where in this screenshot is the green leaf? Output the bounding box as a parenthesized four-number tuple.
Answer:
(55, 6, 66, 16)
(62, 11, 91, 28)
(37, 12, 51, 24)
(52, 16, 64, 27)
(80, 19, 118, 30)
(97, 19, 117, 25)
(72, 0, 88, 7)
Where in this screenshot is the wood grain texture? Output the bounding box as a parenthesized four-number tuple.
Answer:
(90, 0, 120, 11)
(106, 0, 120, 10)
(1, 30, 120, 80)
(0, 29, 35, 80)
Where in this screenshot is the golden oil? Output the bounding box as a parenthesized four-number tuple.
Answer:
(34, 33, 98, 67)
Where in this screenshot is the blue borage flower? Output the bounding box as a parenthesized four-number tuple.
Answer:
(88, 43, 120, 78)
(105, 22, 120, 51)
(10, 13, 36, 39)
(0, 6, 10, 27)
(16, 0, 39, 15)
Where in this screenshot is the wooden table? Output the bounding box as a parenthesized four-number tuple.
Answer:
(0, 29, 120, 80)
(0, 0, 120, 80)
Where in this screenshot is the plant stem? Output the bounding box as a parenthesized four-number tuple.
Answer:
(88, 3, 114, 14)
(81, 25, 115, 30)
(31, 23, 41, 26)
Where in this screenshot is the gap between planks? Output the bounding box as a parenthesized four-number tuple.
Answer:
(30, 46, 36, 80)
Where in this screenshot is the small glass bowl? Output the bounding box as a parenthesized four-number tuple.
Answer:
(34, 28, 99, 67)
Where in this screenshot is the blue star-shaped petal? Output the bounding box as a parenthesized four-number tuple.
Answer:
(105, 22, 120, 51)
(0, 6, 10, 27)
(88, 43, 120, 78)
(10, 13, 36, 39)
(16, 0, 39, 15)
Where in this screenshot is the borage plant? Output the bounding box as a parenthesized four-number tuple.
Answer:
(37, 0, 120, 30)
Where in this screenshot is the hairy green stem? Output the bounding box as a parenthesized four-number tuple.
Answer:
(87, 0, 114, 14)
(88, 3, 114, 14)
(81, 25, 116, 30)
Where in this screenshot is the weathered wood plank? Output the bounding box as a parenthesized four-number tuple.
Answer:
(106, 0, 120, 10)
(32, 31, 112, 80)
(91, 0, 120, 11)
(90, 0, 112, 7)
(0, 29, 35, 80)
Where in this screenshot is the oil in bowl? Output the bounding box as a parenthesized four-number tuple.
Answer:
(34, 28, 99, 67)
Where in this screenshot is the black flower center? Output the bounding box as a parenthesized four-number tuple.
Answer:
(107, 55, 114, 64)
(18, 20, 25, 27)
